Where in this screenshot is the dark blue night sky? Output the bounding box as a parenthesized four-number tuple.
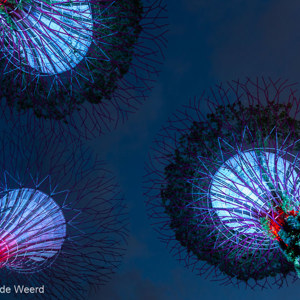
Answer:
(93, 0, 300, 299)
(3, 0, 300, 299)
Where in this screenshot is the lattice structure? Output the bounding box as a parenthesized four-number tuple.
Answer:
(0, 125, 128, 299)
(0, 188, 66, 272)
(144, 78, 300, 288)
(0, 0, 167, 138)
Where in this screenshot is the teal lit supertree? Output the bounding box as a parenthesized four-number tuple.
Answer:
(0, 0, 167, 138)
(145, 78, 300, 288)
(0, 125, 128, 299)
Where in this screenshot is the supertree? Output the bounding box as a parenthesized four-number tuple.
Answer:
(0, 0, 167, 138)
(144, 78, 300, 289)
(0, 124, 128, 299)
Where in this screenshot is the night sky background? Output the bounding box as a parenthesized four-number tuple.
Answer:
(3, 0, 300, 299)
(93, 0, 300, 299)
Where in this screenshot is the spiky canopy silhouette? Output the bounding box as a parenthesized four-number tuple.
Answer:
(0, 0, 167, 138)
(0, 125, 128, 299)
(144, 78, 300, 288)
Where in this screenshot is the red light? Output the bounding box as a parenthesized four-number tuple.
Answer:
(267, 208, 299, 245)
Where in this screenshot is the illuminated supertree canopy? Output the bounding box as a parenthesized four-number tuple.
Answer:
(144, 78, 300, 288)
(0, 126, 128, 299)
(0, 0, 167, 137)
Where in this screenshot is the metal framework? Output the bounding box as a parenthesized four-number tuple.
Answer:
(144, 78, 300, 288)
(0, 125, 128, 299)
(0, 0, 168, 138)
